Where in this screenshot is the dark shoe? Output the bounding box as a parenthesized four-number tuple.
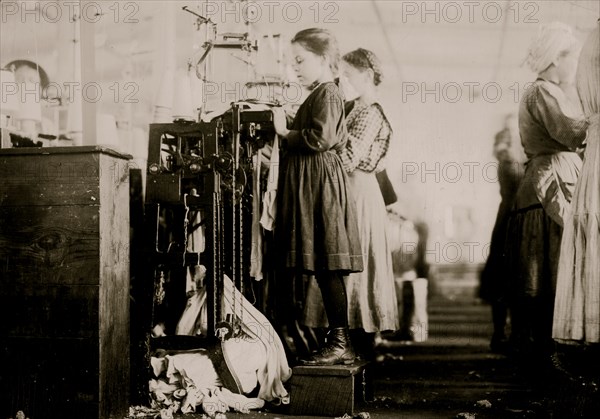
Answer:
(301, 327, 356, 366)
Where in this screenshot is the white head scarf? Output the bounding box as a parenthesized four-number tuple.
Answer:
(526, 22, 580, 74)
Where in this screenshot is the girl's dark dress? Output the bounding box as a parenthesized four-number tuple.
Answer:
(276, 82, 363, 274)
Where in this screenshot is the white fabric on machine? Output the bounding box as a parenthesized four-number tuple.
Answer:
(171, 272, 291, 404)
(250, 150, 264, 280)
(260, 135, 279, 231)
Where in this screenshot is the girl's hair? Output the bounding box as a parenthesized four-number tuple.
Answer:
(291, 28, 340, 75)
(342, 48, 383, 86)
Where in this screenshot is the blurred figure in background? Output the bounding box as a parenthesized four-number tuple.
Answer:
(3, 60, 56, 145)
(506, 22, 588, 368)
(479, 114, 525, 353)
(387, 206, 429, 344)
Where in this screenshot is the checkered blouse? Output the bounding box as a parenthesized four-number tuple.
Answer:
(338, 101, 392, 174)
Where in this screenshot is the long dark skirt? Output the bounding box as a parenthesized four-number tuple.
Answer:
(276, 151, 363, 274)
(505, 204, 562, 299)
(505, 204, 563, 356)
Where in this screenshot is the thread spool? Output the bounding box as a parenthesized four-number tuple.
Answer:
(172, 69, 195, 122)
(153, 68, 174, 123)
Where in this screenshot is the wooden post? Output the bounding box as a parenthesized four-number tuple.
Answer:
(80, 1, 96, 146)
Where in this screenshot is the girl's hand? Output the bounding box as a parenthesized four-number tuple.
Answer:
(272, 107, 289, 137)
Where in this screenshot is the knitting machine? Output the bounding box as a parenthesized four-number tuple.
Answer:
(139, 4, 291, 354)
(144, 103, 275, 344)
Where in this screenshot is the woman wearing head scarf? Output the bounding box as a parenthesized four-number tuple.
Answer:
(553, 22, 600, 346)
(506, 22, 589, 365)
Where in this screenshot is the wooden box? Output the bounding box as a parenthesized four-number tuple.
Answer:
(0, 146, 131, 419)
(288, 361, 369, 417)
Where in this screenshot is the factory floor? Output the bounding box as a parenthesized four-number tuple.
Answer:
(165, 293, 599, 419)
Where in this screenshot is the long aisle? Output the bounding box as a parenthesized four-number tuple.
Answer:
(370, 293, 598, 418)
(370, 295, 535, 418)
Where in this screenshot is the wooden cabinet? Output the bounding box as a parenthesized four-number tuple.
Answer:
(0, 146, 131, 419)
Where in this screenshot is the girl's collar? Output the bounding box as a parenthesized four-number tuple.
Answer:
(307, 80, 322, 91)
(536, 77, 559, 86)
(307, 80, 327, 92)
(307, 78, 335, 91)
(355, 97, 377, 107)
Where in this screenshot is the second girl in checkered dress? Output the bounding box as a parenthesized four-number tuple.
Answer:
(338, 49, 399, 353)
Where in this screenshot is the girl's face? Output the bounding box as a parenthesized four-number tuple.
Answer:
(555, 48, 580, 84)
(291, 43, 327, 87)
(341, 62, 371, 97)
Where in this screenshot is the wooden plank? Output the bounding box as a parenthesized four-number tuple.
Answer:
(0, 152, 100, 179)
(292, 360, 368, 377)
(0, 145, 131, 159)
(98, 153, 131, 419)
(0, 149, 134, 206)
(0, 284, 99, 338)
(0, 182, 101, 207)
(0, 205, 99, 233)
(0, 152, 101, 206)
(0, 206, 100, 286)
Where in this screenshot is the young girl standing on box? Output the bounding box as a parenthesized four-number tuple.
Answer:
(271, 28, 364, 366)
